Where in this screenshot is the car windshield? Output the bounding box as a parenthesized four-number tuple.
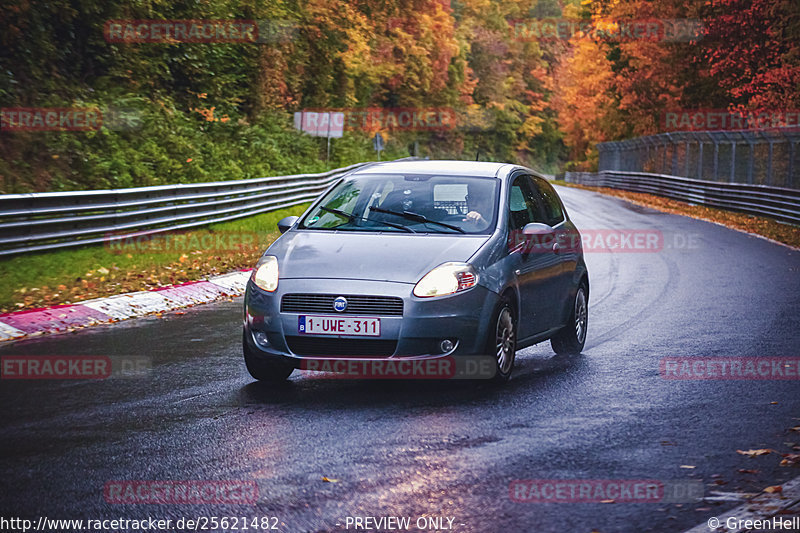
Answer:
(299, 174, 499, 234)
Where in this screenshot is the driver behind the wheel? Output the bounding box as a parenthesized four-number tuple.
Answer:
(463, 184, 492, 230)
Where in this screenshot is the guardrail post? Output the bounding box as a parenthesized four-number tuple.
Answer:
(637, 139, 643, 171)
(745, 132, 755, 185)
(684, 138, 691, 178)
(713, 138, 719, 181)
(598, 144, 606, 171)
(697, 139, 704, 179)
(766, 133, 773, 186)
(664, 133, 677, 175)
(719, 131, 736, 183)
(113, 191, 121, 234)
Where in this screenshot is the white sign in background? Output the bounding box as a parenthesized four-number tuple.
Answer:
(293, 111, 344, 138)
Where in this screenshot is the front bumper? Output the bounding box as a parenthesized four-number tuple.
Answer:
(243, 277, 499, 365)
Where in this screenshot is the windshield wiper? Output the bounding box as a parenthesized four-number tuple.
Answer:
(318, 205, 357, 221)
(369, 206, 465, 233)
(317, 205, 415, 233)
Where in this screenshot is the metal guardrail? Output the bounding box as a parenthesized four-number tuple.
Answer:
(597, 129, 799, 189)
(0, 161, 376, 256)
(564, 170, 800, 225)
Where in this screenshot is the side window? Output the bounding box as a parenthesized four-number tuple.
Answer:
(508, 177, 538, 230)
(532, 177, 565, 226)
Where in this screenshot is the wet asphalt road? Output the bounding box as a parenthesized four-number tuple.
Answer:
(1, 185, 799, 533)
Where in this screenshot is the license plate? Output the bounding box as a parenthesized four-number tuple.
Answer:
(298, 315, 381, 336)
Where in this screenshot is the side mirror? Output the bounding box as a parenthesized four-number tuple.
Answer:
(516, 222, 556, 256)
(522, 222, 555, 237)
(277, 216, 299, 234)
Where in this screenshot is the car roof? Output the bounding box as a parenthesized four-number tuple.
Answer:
(350, 159, 520, 178)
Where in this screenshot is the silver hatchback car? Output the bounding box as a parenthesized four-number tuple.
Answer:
(243, 160, 588, 382)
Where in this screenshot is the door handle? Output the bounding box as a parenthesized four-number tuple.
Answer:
(553, 242, 561, 254)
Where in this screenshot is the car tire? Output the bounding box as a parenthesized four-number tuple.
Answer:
(550, 283, 588, 355)
(486, 296, 517, 383)
(243, 330, 294, 382)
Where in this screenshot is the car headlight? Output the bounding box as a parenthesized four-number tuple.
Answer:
(413, 262, 478, 298)
(252, 255, 279, 292)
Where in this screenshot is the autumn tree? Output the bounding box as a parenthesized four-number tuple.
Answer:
(702, 0, 800, 111)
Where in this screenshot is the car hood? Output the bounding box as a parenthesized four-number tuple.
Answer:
(267, 230, 489, 284)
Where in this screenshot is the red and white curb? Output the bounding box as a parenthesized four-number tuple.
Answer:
(0, 269, 253, 342)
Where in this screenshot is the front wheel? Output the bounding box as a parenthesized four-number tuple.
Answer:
(243, 330, 294, 382)
(550, 283, 588, 355)
(486, 297, 517, 383)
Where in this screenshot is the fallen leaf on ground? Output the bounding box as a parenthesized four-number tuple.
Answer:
(321, 476, 338, 483)
(737, 449, 773, 457)
(763, 485, 782, 494)
(780, 454, 800, 467)
(738, 469, 760, 474)
(680, 465, 696, 469)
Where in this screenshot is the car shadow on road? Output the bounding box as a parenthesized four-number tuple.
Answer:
(237, 351, 586, 409)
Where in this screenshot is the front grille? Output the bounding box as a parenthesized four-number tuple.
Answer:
(281, 294, 404, 316)
(285, 336, 397, 357)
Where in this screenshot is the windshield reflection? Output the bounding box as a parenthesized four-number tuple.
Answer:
(300, 174, 499, 235)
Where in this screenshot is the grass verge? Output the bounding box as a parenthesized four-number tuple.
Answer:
(552, 180, 799, 249)
(0, 204, 310, 314)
